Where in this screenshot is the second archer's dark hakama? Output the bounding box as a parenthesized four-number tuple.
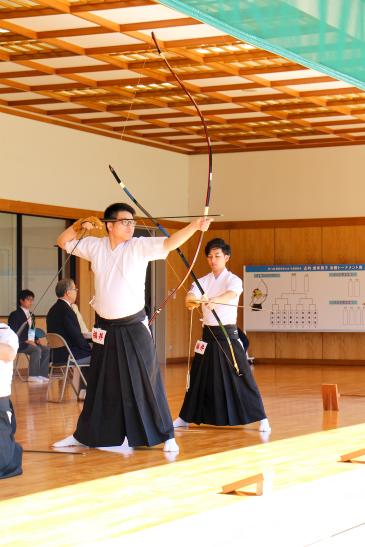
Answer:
(74, 310, 174, 447)
(179, 326, 267, 426)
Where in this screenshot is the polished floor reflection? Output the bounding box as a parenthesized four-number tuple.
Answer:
(2, 363, 365, 502)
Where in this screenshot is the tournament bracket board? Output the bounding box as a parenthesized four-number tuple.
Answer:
(243, 264, 365, 332)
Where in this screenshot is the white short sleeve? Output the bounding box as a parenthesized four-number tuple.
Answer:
(189, 282, 201, 298)
(0, 324, 18, 396)
(65, 237, 101, 261)
(227, 274, 243, 297)
(0, 324, 19, 354)
(134, 237, 168, 261)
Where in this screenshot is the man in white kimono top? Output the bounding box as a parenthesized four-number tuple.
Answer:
(174, 238, 271, 432)
(53, 202, 212, 453)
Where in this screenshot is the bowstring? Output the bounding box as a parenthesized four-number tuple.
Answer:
(161, 258, 238, 378)
(137, 216, 192, 302)
(136, 218, 236, 375)
(136, 222, 240, 374)
(119, 46, 150, 143)
(186, 308, 194, 391)
(126, 35, 239, 375)
(195, 306, 239, 373)
(16, 228, 88, 335)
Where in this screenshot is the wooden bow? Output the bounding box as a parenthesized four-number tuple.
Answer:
(109, 33, 241, 375)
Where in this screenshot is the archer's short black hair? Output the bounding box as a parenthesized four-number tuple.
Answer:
(103, 203, 136, 232)
(18, 289, 35, 305)
(104, 202, 135, 220)
(204, 238, 231, 257)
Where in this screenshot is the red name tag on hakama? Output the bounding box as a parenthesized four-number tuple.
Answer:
(194, 340, 207, 355)
(91, 327, 107, 345)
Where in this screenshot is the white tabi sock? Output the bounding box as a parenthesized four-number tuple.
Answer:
(96, 438, 133, 453)
(121, 437, 131, 449)
(258, 418, 271, 432)
(173, 417, 189, 428)
(52, 435, 86, 448)
(163, 438, 180, 452)
(259, 431, 271, 443)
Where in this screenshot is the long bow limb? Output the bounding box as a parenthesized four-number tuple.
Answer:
(150, 33, 241, 375)
(146, 32, 212, 325)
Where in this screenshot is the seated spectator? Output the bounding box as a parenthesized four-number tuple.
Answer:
(47, 278, 91, 366)
(0, 323, 23, 479)
(8, 290, 50, 383)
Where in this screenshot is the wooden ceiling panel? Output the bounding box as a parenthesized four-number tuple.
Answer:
(93, 4, 189, 24)
(2, 0, 365, 154)
(10, 14, 99, 31)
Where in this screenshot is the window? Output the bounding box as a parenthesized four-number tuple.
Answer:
(0, 213, 16, 316)
(22, 216, 67, 315)
(0, 212, 67, 316)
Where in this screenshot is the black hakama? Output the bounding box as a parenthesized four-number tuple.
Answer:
(74, 310, 174, 447)
(179, 325, 267, 426)
(0, 398, 22, 479)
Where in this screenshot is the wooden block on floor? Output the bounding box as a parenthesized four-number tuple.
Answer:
(340, 448, 365, 462)
(322, 384, 339, 411)
(221, 472, 268, 496)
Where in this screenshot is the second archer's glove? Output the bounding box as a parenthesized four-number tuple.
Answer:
(185, 295, 200, 311)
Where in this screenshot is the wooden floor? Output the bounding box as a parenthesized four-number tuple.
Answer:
(2, 363, 365, 544)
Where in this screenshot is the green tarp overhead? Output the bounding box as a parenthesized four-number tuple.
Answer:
(158, 0, 365, 90)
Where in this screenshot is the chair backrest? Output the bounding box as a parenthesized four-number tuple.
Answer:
(46, 333, 77, 363)
(46, 333, 88, 401)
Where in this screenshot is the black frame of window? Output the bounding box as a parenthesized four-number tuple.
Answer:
(16, 214, 22, 300)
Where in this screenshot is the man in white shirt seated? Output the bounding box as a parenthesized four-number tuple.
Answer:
(0, 323, 23, 479)
(8, 290, 50, 383)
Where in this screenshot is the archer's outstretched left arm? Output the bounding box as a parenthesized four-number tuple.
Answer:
(163, 217, 212, 253)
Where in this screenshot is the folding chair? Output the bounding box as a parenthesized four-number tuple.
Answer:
(13, 323, 31, 382)
(13, 352, 30, 381)
(46, 333, 89, 403)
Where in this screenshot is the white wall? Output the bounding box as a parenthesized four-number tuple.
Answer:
(188, 146, 365, 220)
(3, 110, 365, 223)
(0, 113, 189, 217)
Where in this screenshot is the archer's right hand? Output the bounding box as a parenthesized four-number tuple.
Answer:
(185, 294, 200, 311)
(57, 217, 104, 249)
(72, 216, 103, 235)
